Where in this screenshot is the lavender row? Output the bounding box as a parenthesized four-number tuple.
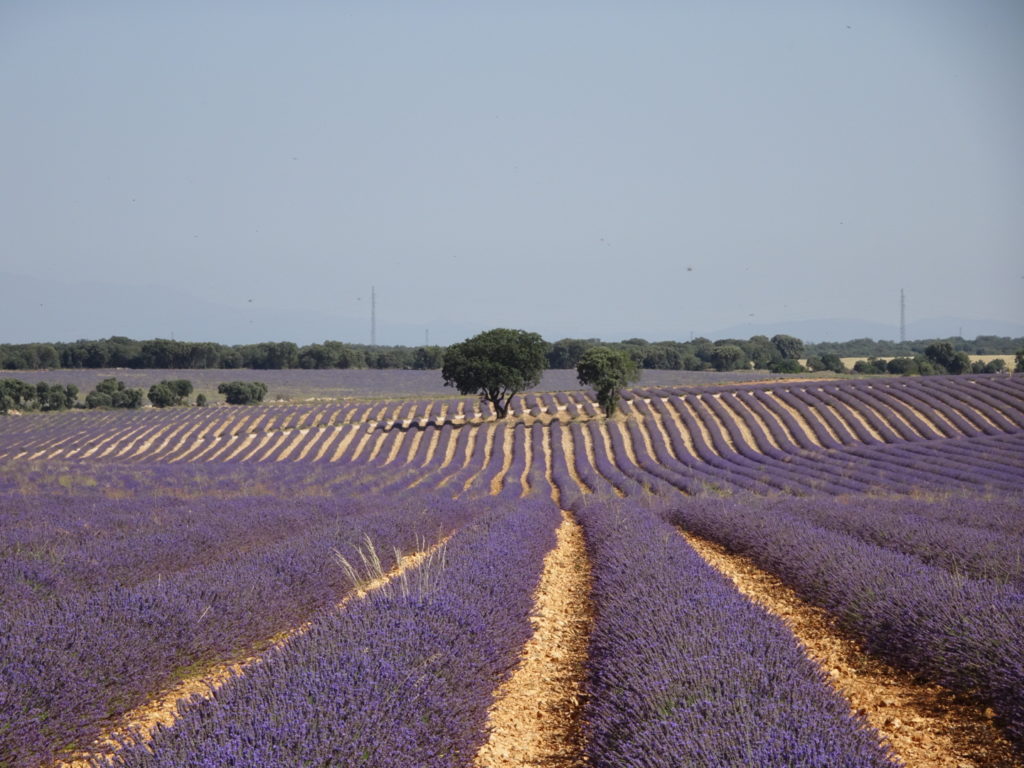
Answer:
(574, 499, 896, 767)
(1, 469, 477, 768)
(628, 399, 731, 494)
(102, 498, 560, 768)
(712, 394, 886, 491)
(663, 395, 867, 494)
(835, 433, 1024, 492)
(685, 395, 867, 493)
(756, 494, 1024, 587)
(662, 495, 1024, 749)
(654, 397, 777, 493)
(1, 488, 370, 607)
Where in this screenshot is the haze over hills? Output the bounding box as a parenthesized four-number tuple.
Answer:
(3, 272, 1022, 347)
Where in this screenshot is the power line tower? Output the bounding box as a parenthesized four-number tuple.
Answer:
(371, 286, 376, 346)
(900, 288, 906, 343)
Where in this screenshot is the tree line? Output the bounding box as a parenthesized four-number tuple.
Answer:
(804, 335, 1024, 358)
(0, 334, 811, 372)
(0, 338, 445, 371)
(2, 333, 1022, 375)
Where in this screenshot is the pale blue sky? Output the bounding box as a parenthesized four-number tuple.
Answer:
(2, 1, 1022, 345)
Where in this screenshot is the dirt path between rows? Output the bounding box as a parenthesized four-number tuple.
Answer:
(51, 539, 451, 768)
(679, 529, 1023, 768)
(474, 509, 592, 768)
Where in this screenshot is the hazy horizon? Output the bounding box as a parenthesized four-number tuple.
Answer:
(3, 2, 1022, 346)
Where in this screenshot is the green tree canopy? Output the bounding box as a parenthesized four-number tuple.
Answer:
(771, 334, 804, 361)
(709, 345, 746, 372)
(576, 346, 641, 417)
(148, 379, 193, 407)
(85, 378, 143, 409)
(0, 379, 75, 413)
(924, 342, 971, 374)
(218, 381, 268, 405)
(441, 328, 548, 419)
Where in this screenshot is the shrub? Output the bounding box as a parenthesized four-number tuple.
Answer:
(85, 378, 143, 409)
(218, 381, 268, 405)
(769, 358, 805, 374)
(148, 379, 193, 407)
(886, 357, 919, 375)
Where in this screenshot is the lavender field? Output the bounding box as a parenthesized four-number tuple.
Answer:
(2, 366, 803, 402)
(1, 373, 1022, 767)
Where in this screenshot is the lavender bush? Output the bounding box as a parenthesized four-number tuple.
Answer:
(662, 495, 1024, 749)
(575, 499, 897, 767)
(100, 498, 560, 768)
(0, 464, 478, 768)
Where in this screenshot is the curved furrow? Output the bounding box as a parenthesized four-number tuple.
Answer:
(342, 423, 379, 462)
(529, 423, 553, 501)
(432, 423, 473, 483)
(278, 425, 329, 463)
(978, 378, 1024, 423)
(835, 384, 926, 442)
(651, 394, 700, 458)
(130, 412, 211, 460)
(885, 382, 980, 438)
(436, 423, 486, 492)
(495, 423, 529, 498)
(883, 439, 1024, 486)
(627, 404, 711, 494)
(863, 384, 947, 439)
(773, 388, 844, 449)
(735, 390, 807, 451)
(751, 389, 823, 449)
(700, 397, 860, 493)
(580, 420, 641, 496)
(822, 384, 901, 443)
(789, 386, 861, 446)
(565, 421, 604, 495)
(416, 423, 443, 467)
(714, 393, 792, 459)
(308, 424, 351, 462)
(324, 422, 367, 462)
(686, 395, 823, 493)
(650, 397, 770, 493)
(708, 394, 878, 492)
(817, 385, 888, 444)
(611, 419, 686, 495)
(290, 426, 328, 462)
(551, 421, 590, 497)
(490, 421, 517, 495)
(932, 379, 1022, 432)
(466, 421, 505, 494)
(168, 411, 254, 463)
(838, 442, 1024, 493)
(596, 420, 657, 495)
